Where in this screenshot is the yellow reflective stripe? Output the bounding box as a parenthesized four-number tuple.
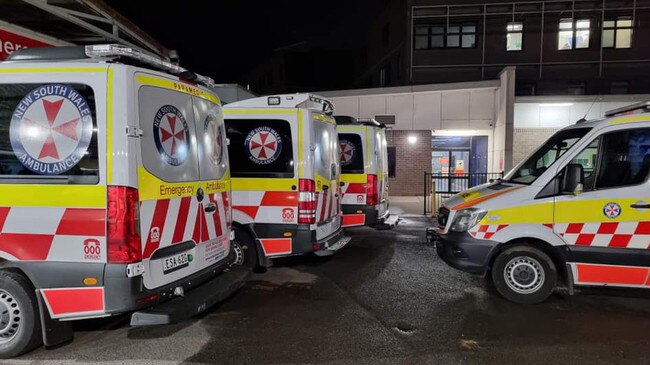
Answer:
(365, 127, 371, 171)
(341, 173, 366, 184)
(480, 202, 554, 225)
(231, 178, 297, 191)
(224, 109, 296, 115)
(555, 198, 650, 223)
(298, 110, 304, 177)
(137, 166, 230, 201)
(312, 113, 336, 124)
(609, 115, 650, 125)
(0, 67, 107, 74)
(106, 67, 114, 185)
(0, 185, 106, 208)
(136, 74, 220, 105)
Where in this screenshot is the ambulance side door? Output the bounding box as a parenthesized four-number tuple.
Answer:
(553, 124, 650, 287)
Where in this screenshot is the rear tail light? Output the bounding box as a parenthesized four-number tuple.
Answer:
(367, 174, 378, 206)
(298, 178, 316, 224)
(107, 186, 142, 264)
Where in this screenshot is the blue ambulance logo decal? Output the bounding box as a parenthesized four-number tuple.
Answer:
(153, 105, 190, 166)
(204, 115, 224, 165)
(9, 84, 93, 175)
(340, 139, 355, 166)
(603, 202, 622, 219)
(245, 126, 282, 165)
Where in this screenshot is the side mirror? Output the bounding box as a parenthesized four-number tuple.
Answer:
(562, 163, 584, 195)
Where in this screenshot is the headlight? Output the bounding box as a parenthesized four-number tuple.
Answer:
(450, 208, 487, 232)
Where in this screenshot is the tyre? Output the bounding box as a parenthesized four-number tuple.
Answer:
(0, 271, 42, 358)
(230, 228, 258, 270)
(491, 245, 557, 304)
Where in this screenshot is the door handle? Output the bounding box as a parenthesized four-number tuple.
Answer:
(631, 203, 650, 209)
(204, 203, 217, 213)
(322, 185, 329, 191)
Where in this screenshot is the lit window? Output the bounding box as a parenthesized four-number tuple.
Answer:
(413, 22, 477, 49)
(558, 18, 590, 50)
(603, 17, 633, 48)
(506, 22, 523, 51)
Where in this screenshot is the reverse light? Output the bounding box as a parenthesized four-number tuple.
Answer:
(366, 174, 378, 206)
(450, 208, 487, 232)
(298, 179, 316, 224)
(107, 186, 142, 264)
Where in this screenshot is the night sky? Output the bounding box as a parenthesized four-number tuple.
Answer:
(105, 1, 389, 83)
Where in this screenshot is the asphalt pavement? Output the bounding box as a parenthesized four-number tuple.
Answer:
(9, 215, 650, 364)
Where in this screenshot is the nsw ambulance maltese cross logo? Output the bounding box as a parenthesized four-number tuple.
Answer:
(340, 140, 355, 166)
(245, 126, 282, 165)
(603, 202, 621, 219)
(153, 105, 190, 166)
(10, 84, 93, 175)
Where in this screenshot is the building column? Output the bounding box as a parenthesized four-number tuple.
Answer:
(493, 67, 516, 173)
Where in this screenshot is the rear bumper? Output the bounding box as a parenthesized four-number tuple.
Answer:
(342, 204, 379, 226)
(249, 219, 345, 258)
(432, 230, 499, 276)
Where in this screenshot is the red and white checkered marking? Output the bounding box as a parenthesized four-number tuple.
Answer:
(341, 182, 366, 205)
(555, 221, 650, 248)
(469, 224, 508, 240)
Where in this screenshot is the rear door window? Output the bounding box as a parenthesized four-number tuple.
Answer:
(193, 97, 227, 181)
(339, 132, 364, 174)
(314, 120, 336, 180)
(0, 83, 99, 184)
(225, 119, 294, 178)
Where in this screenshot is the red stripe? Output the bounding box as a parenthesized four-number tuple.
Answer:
(319, 192, 327, 222)
(259, 238, 292, 255)
(222, 192, 231, 227)
(172, 197, 192, 244)
(575, 234, 595, 246)
(342, 214, 365, 227)
(260, 192, 298, 206)
(200, 205, 209, 242)
(210, 195, 223, 237)
(0, 233, 53, 260)
(192, 205, 202, 244)
(233, 206, 259, 220)
(345, 183, 366, 194)
(142, 199, 171, 259)
(0, 207, 10, 232)
(577, 264, 648, 285)
(635, 222, 650, 234)
(325, 189, 332, 219)
(597, 222, 618, 234)
(56, 208, 106, 236)
(478, 225, 489, 233)
(566, 223, 584, 234)
(42, 288, 103, 316)
(609, 234, 632, 248)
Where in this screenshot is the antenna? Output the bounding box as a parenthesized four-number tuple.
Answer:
(576, 95, 600, 123)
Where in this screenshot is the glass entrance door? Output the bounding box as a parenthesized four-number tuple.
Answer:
(432, 150, 471, 193)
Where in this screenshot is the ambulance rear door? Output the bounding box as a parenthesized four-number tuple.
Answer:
(135, 72, 227, 290)
(312, 112, 341, 239)
(338, 128, 367, 206)
(374, 127, 389, 218)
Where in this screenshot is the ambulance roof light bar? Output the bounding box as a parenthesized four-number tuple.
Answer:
(604, 101, 650, 118)
(232, 93, 334, 115)
(85, 44, 215, 88)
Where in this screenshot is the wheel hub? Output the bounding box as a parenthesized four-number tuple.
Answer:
(0, 290, 21, 343)
(231, 241, 244, 266)
(504, 256, 545, 294)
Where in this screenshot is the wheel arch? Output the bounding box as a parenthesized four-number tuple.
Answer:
(231, 222, 270, 268)
(489, 237, 569, 283)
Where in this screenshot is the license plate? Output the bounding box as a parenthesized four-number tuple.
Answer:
(162, 252, 189, 274)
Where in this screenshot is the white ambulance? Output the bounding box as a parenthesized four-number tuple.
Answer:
(334, 116, 395, 228)
(0, 44, 247, 357)
(432, 101, 650, 304)
(223, 94, 350, 267)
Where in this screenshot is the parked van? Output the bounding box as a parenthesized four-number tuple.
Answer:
(224, 94, 350, 267)
(0, 45, 248, 357)
(431, 101, 650, 304)
(335, 116, 395, 228)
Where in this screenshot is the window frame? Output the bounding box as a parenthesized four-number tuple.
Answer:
(413, 22, 477, 50)
(602, 16, 633, 49)
(506, 22, 524, 52)
(558, 18, 591, 50)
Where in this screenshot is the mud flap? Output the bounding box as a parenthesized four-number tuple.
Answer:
(36, 290, 73, 347)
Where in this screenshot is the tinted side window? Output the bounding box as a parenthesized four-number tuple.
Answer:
(596, 129, 650, 188)
(0, 83, 99, 184)
(225, 119, 294, 178)
(339, 133, 364, 174)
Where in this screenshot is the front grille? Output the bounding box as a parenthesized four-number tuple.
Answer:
(437, 206, 449, 228)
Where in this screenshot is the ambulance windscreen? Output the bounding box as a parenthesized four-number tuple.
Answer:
(0, 83, 99, 184)
(225, 119, 294, 178)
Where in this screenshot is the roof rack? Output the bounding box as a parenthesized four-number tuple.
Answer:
(6, 44, 215, 88)
(334, 115, 386, 128)
(605, 101, 650, 117)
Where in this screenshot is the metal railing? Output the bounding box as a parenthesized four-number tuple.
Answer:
(423, 172, 504, 215)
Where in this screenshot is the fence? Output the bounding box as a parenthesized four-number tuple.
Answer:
(423, 172, 504, 215)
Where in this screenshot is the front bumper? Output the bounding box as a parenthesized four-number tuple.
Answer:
(431, 229, 500, 276)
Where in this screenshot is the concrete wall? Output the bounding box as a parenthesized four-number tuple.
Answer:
(386, 130, 432, 196)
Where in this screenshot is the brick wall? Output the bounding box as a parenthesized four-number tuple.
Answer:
(386, 130, 432, 196)
(513, 128, 559, 166)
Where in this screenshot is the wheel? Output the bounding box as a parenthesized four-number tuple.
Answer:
(0, 271, 42, 358)
(491, 245, 557, 304)
(230, 228, 258, 270)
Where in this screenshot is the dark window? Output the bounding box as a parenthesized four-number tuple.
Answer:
(379, 63, 391, 87)
(225, 119, 294, 178)
(568, 82, 586, 95)
(387, 146, 396, 178)
(595, 129, 650, 189)
(610, 81, 629, 94)
(0, 83, 99, 184)
(382, 23, 390, 48)
(602, 17, 633, 48)
(414, 22, 476, 49)
(339, 133, 364, 174)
